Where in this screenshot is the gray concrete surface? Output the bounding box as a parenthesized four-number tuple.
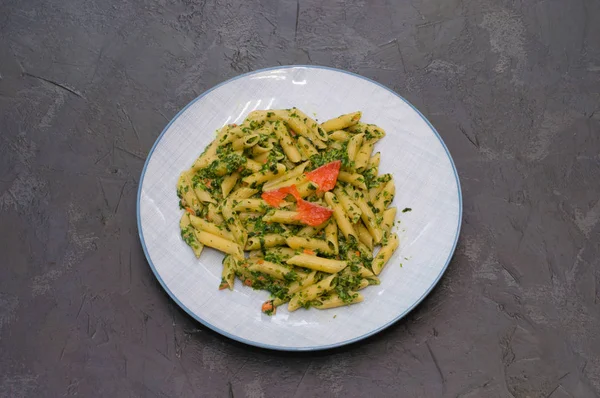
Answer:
(1, 0, 599, 396)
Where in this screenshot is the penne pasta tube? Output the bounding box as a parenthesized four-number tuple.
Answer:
(288, 274, 337, 311)
(262, 210, 303, 224)
(286, 236, 333, 255)
(222, 200, 248, 247)
(347, 123, 386, 141)
(338, 171, 367, 190)
(180, 213, 203, 257)
(367, 152, 381, 175)
(354, 139, 376, 172)
(293, 108, 328, 142)
(274, 121, 302, 163)
(232, 133, 260, 150)
(264, 247, 297, 261)
(324, 220, 339, 255)
(191, 177, 216, 204)
(382, 207, 397, 233)
(272, 109, 308, 137)
(247, 258, 293, 280)
(219, 255, 236, 290)
(346, 133, 364, 162)
(373, 179, 395, 214)
(242, 163, 287, 187)
(233, 198, 269, 213)
(297, 136, 319, 159)
(252, 142, 273, 157)
(328, 130, 350, 142)
(320, 111, 362, 132)
(229, 187, 259, 200)
(194, 230, 242, 257)
(315, 292, 363, 309)
(221, 172, 240, 198)
(297, 221, 328, 237)
(324, 191, 358, 240)
(189, 214, 234, 241)
(372, 233, 399, 275)
(245, 234, 287, 250)
(286, 253, 347, 273)
(333, 187, 362, 224)
(246, 110, 270, 123)
(262, 161, 308, 191)
(345, 185, 383, 243)
(245, 158, 263, 173)
(368, 175, 392, 201)
(356, 197, 383, 244)
(356, 221, 373, 250)
(207, 203, 224, 224)
(177, 172, 203, 213)
(273, 271, 318, 307)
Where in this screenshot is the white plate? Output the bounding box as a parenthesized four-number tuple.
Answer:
(137, 66, 462, 351)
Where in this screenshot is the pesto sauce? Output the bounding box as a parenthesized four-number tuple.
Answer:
(308, 143, 351, 170)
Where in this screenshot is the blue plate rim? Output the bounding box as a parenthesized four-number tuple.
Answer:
(136, 65, 463, 351)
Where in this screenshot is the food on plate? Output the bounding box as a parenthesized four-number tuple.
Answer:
(176, 108, 399, 314)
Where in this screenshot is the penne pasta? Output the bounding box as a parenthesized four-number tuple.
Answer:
(229, 187, 259, 200)
(297, 136, 319, 159)
(297, 222, 327, 237)
(320, 111, 362, 132)
(207, 203, 224, 224)
(324, 191, 358, 240)
(288, 274, 337, 311)
(189, 214, 234, 241)
(356, 221, 373, 250)
(367, 152, 381, 174)
(233, 198, 270, 213)
(180, 213, 203, 257)
(273, 271, 318, 307)
(177, 172, 203, 214)
(382, 207, 397, 234)
(328, 129, 350, 142)
(346, 133, 364, 162)
(176, 107, 401, 314)
(222, 200, 248, 247)
(242, 163, 287, 187)
(354, 138, 376, 172)
(287, 253, 347, 273)
(262, 210, 303, 224)
(373, 179, 395, 214)
(372, 233, 399, 275)
(245, 234, 287, 250)
(338, 171, 367, 190)
(194, 230, 242, 257)
(286, 236, 334, 255)
(273, 121, 302, 163)
(264, 247, 297, 261)
(355, 196, 383, 244)
(333, 187, 362, 224)
(221, 172, 240, 198)
(219, 255, 236, 290)
(324, 220, 339, 255)
(247, 258, 293, 280)
(262, 161, 308, 191)
(232, 133, 260, 150)
(315, 292, 363, 309)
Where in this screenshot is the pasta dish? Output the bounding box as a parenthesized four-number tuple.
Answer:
(176, 108, 399, 314)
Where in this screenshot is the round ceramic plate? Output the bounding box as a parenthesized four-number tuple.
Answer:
(137, 66, 461, 351)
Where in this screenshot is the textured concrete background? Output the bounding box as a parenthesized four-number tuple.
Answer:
(1, 0, 599, 397)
